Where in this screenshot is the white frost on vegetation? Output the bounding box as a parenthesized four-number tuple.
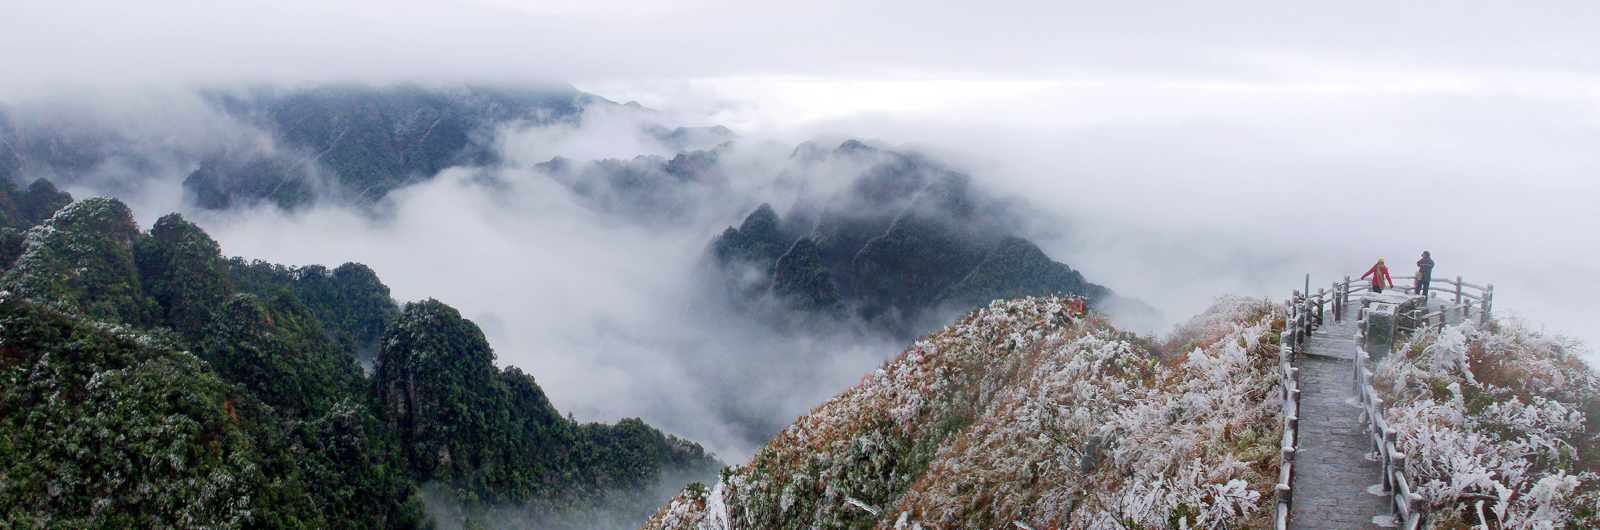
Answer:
(643, 295, 1286, 530)
(1374, 318, 1600, 528)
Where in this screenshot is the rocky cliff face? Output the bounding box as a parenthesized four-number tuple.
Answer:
(367, 298, 724, 527)
(370, 299, 506, 482)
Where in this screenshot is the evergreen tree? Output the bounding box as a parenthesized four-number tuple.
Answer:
(267, 399, 431, 530)
(369, 299, 506, 486)
(294, 262, 398, 358)
(771, 237, 841, 312)
(0, 297, 262, 528)
(221, 258, 398, 359)
(0, 177, 74, 231)
(0, 228, 24, 270)
(933, 236, 1109, 311)
(369, 299, 724, 523)
(18, 178, 72, 226)
(136, 213, 233, 338)
(850, 214, 987, 328)
(2, 197, 151, 324)
(197, 292, 362, 419)
(710, 203, 789, 265)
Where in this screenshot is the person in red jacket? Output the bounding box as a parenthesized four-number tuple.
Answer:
(1362, 258, 1394, 293)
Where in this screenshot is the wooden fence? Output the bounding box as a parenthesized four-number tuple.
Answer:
(1274, 291, 1310, 530)
(1337, 274, 1494, 328)
(1354, 306, 1424, 530)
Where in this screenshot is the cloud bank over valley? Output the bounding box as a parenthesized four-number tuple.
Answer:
(4, 0, 1597, 462)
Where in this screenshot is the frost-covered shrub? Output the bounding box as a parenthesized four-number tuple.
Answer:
(1374, 318, 1600, 528)
(644, 295, 1286, 530)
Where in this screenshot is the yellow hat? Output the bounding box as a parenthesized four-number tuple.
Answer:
(1378, 258, 1385, 262)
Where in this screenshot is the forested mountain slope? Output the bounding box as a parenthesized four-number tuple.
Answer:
(703, 140, 1155, 340)
(0, 185, 721, 529)
(187, 84, 605, 209)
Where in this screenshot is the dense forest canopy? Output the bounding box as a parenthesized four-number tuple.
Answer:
(0, 182, 722, 529)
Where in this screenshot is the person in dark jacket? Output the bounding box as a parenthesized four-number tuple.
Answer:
(1415, 251, 1435, 296)
(1362, 258, 1393, 293)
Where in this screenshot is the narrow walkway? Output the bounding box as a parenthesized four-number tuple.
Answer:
(1304, 312, 1359, 360)
(1287, 309, 1388, 530)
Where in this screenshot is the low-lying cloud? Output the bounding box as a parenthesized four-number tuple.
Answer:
(166, 107, 932, 461)
(621, 74, 1599, 351)
(9, 71, 1596, 462)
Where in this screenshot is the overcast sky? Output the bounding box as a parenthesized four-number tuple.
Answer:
(6, 0, 1599, 452)
(7, 0, 1600, 85)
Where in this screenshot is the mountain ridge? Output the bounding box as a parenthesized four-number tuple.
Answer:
(704, 139, 1156, 339)
(643, 296, 1284, 529)
(0, 190, 722, 529)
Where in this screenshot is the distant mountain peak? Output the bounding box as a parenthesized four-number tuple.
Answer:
(835, 138, 875, 153)
(704, 144, 1135, 340)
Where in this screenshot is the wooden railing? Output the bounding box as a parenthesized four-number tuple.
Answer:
(1273, 290, 1312, 530)
(1336, 274, 1494, 328)
(1355, 306, 1424, 529)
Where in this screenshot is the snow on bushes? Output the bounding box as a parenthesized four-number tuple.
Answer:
(1374, 318, 1600, 528)
(643, 295, 1286, 530)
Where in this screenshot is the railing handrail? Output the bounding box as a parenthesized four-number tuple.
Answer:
(1337, 272, 1494, 327)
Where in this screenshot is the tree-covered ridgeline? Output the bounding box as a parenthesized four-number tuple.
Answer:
(0, 183, 722, 529)
(701, 139, 1149, 341)
(137, 213, 233, 338)
(223, 259, 399, 361)
(370, 301, 722, 514)
(185, 84, 601, 210)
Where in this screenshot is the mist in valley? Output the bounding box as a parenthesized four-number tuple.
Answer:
(6, 67, 1598, 463)
(4, 7, 1598, 528)
(5, 90, 1103, 461)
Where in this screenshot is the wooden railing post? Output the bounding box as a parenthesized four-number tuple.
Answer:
(1299, 293, 1310, 348)
(1481, 284, 1493, 326)
(1289, 291, 1301, 353)
(1384, 430, 1398, 491)
(1332, 282, 1342, 322)
(1455, 276, 1463, 304)
(1301, 293, 1309, 343)
(1316, 288, 1325, 328)
(1342, 275, 1352, 310)
(1332, 283, 1341, 323)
